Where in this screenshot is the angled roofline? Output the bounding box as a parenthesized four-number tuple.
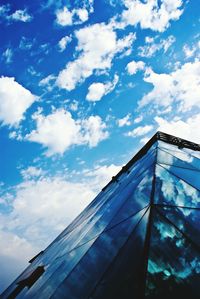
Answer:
(102, 131, 200, 191)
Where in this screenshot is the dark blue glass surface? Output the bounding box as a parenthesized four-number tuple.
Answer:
(145, 208, 200, 299)
(51, 209, 148, 298)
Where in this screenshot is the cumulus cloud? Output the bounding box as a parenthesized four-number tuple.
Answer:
(56, 22, 136, 90)
(121, 0, 183, 32)
(58, 35, 72, 52)
(0, 77, 37, 126)
(139, 60, 200, 111)
(86, 74, 119, 101)
(126, 125, 153, 137)
(56, 7, 73, 26)
(117, 113, 131, 127)
(10, 9, 32, 22)
(138, 35, 175, 57)
(56, 6, 89, 26)
(26, 109, 109, 155)
(155, 114, 200, 143)
(81, 115, 109, 147)
(76, 8, 89, 22)
(0, 5, 32, 23)
(126, 60, 145, 75)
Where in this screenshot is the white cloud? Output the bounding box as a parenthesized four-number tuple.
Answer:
(58, 35, 72, 52)
(26, 109, 109, 155)
(183, 41, 200, 59)
(138, 35, 175, 57)
(126, 60, 145, 75)
(134, 115, 143, 124)
(56, 6, 90, 27)
(2, 48, 13, 64)
(81, 115, 109, 147)
(69, 100, 79, 111)
(10, 9, 32, 22)
(26, 109, 81, 155)
(86, 74, 119, 101)
(39, 74, 56, 91)
(83, 164, 121, 190)
(21, 166, 45, 180)
(56, 23, 136, 90)
(0, 6, 32, 23)
(126, 125, 153, 137)
(121, 0, 183, 32)
(139, 60, 200, 111)
(76, 8, 89, 22)
(155, 114, 200, 143)
(117, 113, 131, 127)
(0, 77, 37, 126)
(56, 7, 73, 26)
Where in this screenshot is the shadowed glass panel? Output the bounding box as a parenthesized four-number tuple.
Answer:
(145, 208, 200, 299)
(90, 209, 149, 299)
(154, 164, 200, 208)
(26, 239, 96, 299)
(51, 208, 149, 299)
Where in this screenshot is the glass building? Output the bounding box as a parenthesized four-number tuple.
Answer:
(1, 131, 200, 299)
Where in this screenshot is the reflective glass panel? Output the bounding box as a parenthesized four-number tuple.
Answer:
(154, 164, 200, 208)
(51, 208, 148, 299)
(145, 208, 200, 299)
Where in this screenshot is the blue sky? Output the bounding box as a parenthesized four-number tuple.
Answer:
(0, 0, 200, 292)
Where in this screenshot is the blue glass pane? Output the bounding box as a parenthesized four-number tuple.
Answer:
(51, 208, 149, 298)
(26, 240, 96, 299)
(163, 164, 200, 191)
(157, 148, 197, 170)
(158, 146, 200, 171)
(91, 209, 149, 299)
(158, 140, 200, 169)
(145, 208, 200, 299)
(154, 164, 200, 208)
(156, 206, 200, 248)
(107, 166, 153, 229)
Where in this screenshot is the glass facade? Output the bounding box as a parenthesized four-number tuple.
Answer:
(1, 132, 200, 299)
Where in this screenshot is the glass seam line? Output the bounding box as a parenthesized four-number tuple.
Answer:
(54, 205, 150, 262)
(87, 207, 150, 299)
(157, 163, 200, 193)
(154, 203, 200, 210)
(141, 143, 158, 298)
(154, 206, 200, 253)
(53, 207, 150, 299)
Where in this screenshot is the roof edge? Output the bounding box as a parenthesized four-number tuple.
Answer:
(102, 131, 200, 192)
